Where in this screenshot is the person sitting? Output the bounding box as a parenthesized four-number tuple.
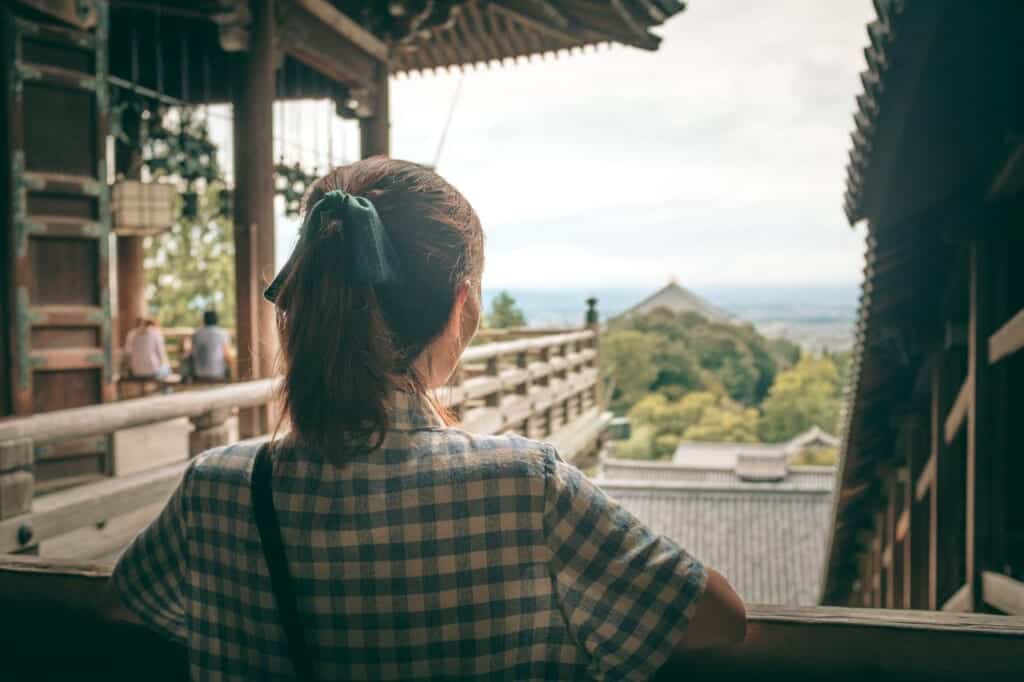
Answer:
(108, 159, 746, 679)
(127, 318, 171, 381)
(188, 309, 232, 382)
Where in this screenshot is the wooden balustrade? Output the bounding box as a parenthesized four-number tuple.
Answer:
(0, 329, 608, 555)
(0, 555, 1021, 680)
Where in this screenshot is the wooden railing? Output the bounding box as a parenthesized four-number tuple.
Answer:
(0, 555, 1021, 680)
(0, 329, 607, 555)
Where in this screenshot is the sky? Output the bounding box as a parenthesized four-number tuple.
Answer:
(276, 0, 876, 292)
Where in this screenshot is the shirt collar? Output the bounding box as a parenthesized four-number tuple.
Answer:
(387, 389, 446, 431)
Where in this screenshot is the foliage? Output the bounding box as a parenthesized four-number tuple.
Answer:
(758, 355, 843, 443)
(790, 445, 839, 466)
(620, 392, 759, 459)
(112, 94, 320, 329)
(487, 291, 527, 328)
(144, 184, 236, 328)
(603, 307, 800, 412)
(601, 330, 662, 412)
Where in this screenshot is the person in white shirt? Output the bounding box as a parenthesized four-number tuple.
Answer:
(128, 318, 171, 379)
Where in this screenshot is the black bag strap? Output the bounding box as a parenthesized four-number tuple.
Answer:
(251, 444, 316, 682)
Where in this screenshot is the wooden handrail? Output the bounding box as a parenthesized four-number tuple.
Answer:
(460, 329, 594, 364)
(2, 556, 1022, 680)
(0, 379, 278, 446)
(982, 571, 1024, 615)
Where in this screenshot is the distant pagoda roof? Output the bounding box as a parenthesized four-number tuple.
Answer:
(613, 280, 735, 324)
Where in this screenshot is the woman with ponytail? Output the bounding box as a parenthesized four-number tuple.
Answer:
(112, 158, 744, 680)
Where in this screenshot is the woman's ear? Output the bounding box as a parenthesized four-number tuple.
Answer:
(447, 280, 472, 342)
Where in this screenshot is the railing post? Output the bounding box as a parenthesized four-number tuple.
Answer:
(188, 408, 232, 457)
(484, 355, 501, 408)
(0, 439, 36, 554)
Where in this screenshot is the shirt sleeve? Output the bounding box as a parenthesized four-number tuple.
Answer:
(111, 463, 194, 642)
(542, 448, 707, 680)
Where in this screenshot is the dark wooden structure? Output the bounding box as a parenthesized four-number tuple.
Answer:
(0, 0, 685, 495)
(820, 0, 1024, 615)
(1, 555, 1022, 680)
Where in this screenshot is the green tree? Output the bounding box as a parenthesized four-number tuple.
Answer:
(758, 355, 842, 443)
(145, 184, 235, 327)
(790, 445, 838, 466)
(487, 291, 527, 328)
(623, 391, 757, 459)
(601, 330, 661, 413)
(681, 401, 760, 443)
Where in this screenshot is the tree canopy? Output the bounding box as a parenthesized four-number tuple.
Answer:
(603, 306, 846, 460)
(603, 307, 800, 412)
(487, 291, 527, 328)
(758, 355, 844, 443)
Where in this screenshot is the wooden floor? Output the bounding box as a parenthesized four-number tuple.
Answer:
(38, 416, 240, 562)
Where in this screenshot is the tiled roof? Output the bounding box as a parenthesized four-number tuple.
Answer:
(597, 480, 834, 605)
(611, 281, 734, 324)
(671, 426, 838, 467)
(600, 457, 836, 491)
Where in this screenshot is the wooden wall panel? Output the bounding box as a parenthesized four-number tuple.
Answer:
(3, 6, 113, 489)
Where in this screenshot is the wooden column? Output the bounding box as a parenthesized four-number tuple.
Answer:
(359, 64, 390, 158)
(232, 0, 277, 437)
(966, 237, 994, 606)
(116, 236, 147, 346)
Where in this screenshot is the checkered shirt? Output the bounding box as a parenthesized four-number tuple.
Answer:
(113, 391, 707, 680)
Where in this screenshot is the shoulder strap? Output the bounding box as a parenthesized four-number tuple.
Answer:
(251, 444, 316, 682)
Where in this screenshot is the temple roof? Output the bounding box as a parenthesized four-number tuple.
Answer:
(613, 281, 734, 323)
(597, 474, 833, 605)
(337, 1, 688, 74)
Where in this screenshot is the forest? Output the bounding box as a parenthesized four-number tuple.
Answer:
(601, 308, 849, 462)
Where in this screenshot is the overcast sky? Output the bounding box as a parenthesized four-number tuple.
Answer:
(277, 1, 875, 291)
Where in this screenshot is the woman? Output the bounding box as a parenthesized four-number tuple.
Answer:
(112, 158, 745, 680)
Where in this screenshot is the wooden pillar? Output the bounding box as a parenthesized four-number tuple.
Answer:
(966, 235, 1000, 607)
(359, 64, 390, 158)
(232, 0, 277, 437)
(189, 408, 231, 457)
(116, 236, 147, 346)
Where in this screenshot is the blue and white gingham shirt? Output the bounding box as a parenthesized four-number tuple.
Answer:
(113, 391, 707, 680)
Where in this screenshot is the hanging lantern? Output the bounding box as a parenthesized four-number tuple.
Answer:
(181, 189, 200, 219)
(111, 180, 177, 236)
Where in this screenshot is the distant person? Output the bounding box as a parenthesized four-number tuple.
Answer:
(128, 318, 171, 380)
(110, 159, 746, 678)
(189, 309, 232, 381)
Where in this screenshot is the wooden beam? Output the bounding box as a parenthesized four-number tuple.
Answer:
(280, 3, 382, 90)
(895, 508, 909, 542)
(940, 583, 973, 612)
(290, 0, 388, 61)
(981, 571, 1024, 615)
(914, 450, 934, 501)
(988, 306, 1024, 364)
(943, 373, 971, 444)
(6, 557, 1024, 682)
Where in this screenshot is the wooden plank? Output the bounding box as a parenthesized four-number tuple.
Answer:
(29, 304, 105, 327)
(943, 373, 971, 445)
(988, 306, 1024, 364)
(0, 459, 189, 552)
(28, 347, 103, 371)
(981, 571, 1024, 615)
(915, 451, 935, 501)
(941, 583, 973, 612)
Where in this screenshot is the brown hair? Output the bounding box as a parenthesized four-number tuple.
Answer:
(272, 157, 484, 460)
